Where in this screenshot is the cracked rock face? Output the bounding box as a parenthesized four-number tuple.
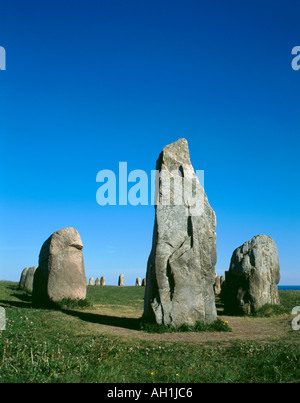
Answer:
(222, 234, 280, 314)
(143, 138, 217, 327)
(33, 227, 86, 304)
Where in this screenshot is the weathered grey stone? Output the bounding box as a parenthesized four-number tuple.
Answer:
(95, 277, 100, 286)
(89, 277, 94, 285)
(23, 266, 37, 293)
(118, 274, 124, 286)
(142, 278, 146, 287)
(33, 227, 86, 304)
(100, 276, 106, 286)
(214, 274, 221, 295)
(221, 235, 280, 314)
(135, 277, 141, 286)
(143, 138, 217, 327)
(19, 267, 29, 290)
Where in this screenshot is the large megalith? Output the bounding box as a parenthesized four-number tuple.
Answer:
(221, 234, 280, 314)
(143, 138, 217, 327)
(33, 227, 86, 305)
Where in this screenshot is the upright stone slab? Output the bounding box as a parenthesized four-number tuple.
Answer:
(19, 267, 29, 290)
(24, 266, 37, 293)
(214, 274, 221, 295)
(143, 138, 217, 327)
(89, 277, 94, 285)
(118, 274, 124, 286)
(95, 277, 100, 286)
(100, 276, 106, 286)
(33, 227, 86, 304)
(135, 277, 141, 286)
(221, 235, 280, 314)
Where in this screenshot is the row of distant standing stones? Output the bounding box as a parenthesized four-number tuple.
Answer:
(19, 268, 146, 291)
(18, 139, 281, 327)
(87, 275, 146, 287)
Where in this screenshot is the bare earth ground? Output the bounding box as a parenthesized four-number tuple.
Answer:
(67, 304, 294, 344)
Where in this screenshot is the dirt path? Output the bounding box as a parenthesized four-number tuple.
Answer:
(66, 304, 293, 344)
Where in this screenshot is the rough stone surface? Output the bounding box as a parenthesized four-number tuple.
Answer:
(135, 277, 141, 286)
(89, 277, 94, 285)
(221, 234, 280, 314)
(33, 227, 86, 304)
(143, 138, 217, 327)
(19, 267, 29, 290)
(100, 276, 106, 286)
(214, 274, 221, 295)
(142, 278, 146, 287)
(23, 267, 37, 293)
(118, 274, 124, 287)
(95, 277, 100, 286)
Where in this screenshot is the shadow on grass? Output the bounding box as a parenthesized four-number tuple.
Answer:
(0, 292, 33, 309)
(0, 299, 33, 309)
(61, 308, 141, 331)
(0, 295, 141, 331)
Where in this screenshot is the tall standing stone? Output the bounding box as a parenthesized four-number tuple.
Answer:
(221, 235, 280, 314)
(33, 227, 86, 304)
(118, 274, 124, 286)
(143, 138, 217, 327)
(100, 276, 106, 286)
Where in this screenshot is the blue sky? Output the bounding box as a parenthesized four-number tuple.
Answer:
(0, 0, 299, 285)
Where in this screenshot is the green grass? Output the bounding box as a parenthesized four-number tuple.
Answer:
(0, 281, 299, 383)
(253, 304, 286, 317)
(86, 285, 145, 309)
(54, 298, 93, 310)
(140, 318, 232, 333)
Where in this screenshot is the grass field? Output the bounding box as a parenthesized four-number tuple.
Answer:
(0, 281, 299, 383)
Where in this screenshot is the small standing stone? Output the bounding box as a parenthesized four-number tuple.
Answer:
(33, 227, 87, 304)
(19, 267, 29, 290)
(100, 276, 106, 286)
(213, 274, 221, 295)
(135, 277, 141, 286)
(221, 234, 280, 314)
(142, 278, 146, 287)
(118, 274, 124, 286)
(89, 277, 95, 286)
(23, 266, 37, 293)
(95, 277, 100, 286)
